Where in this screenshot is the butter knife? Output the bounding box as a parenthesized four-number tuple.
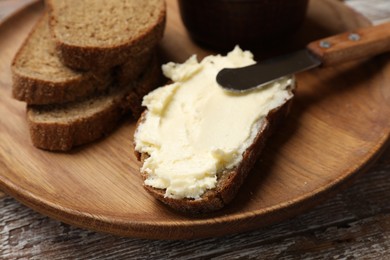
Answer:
(217, 22, 390, 92)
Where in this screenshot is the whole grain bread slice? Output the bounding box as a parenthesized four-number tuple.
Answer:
(12, 13, 153, 105)
(46, 0, 166, 70)
(11, 13, 110, 105)
(27, 55, 160, 151)
(134, 86, 294, 214)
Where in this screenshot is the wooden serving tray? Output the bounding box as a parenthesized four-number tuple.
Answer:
(1, 0, 390, 240)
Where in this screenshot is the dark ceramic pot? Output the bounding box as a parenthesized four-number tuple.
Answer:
(178, 0, 309, 51)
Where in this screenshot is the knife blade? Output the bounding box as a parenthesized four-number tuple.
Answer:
(217, 49, 321, 92)
(217, 22, 390, 92)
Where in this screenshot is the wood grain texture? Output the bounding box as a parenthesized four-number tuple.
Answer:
(1, 150, 390, 258)
(1, 0, 390, 240)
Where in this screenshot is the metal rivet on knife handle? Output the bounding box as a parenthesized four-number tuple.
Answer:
(319, 41, 332, 48)
(307, 22, 390, 67)
(348, 33, 361, 41)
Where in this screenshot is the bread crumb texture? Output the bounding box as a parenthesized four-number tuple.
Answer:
(50, 0, 165, 47)
(13, 14, 79, 81)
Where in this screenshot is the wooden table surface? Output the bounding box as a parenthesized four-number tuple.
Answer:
(1, 0, 390, 258)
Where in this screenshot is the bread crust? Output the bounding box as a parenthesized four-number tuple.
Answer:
(134, 87, 294, 214)
(46, 0, 166, 70)
(12, 68, 112, 105)
(27, 56, 161, 151)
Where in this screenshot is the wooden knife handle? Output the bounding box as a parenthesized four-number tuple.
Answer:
(307, 22, 390, 66)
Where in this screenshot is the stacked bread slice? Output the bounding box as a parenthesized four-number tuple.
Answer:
(11, 0, 166, 151)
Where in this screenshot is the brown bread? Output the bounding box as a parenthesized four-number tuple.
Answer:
(11, 14, 110, 105)
(11, 13, 153, 105)
(46, 0, 166, 70)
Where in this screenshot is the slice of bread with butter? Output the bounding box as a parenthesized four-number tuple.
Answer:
(134, 47, 295, 213)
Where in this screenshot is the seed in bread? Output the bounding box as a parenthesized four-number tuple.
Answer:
(47, 0, 166, 70)
(134, 47, 295, 213)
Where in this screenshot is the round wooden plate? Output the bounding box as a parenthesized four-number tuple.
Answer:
(1, 0, 390, 240)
